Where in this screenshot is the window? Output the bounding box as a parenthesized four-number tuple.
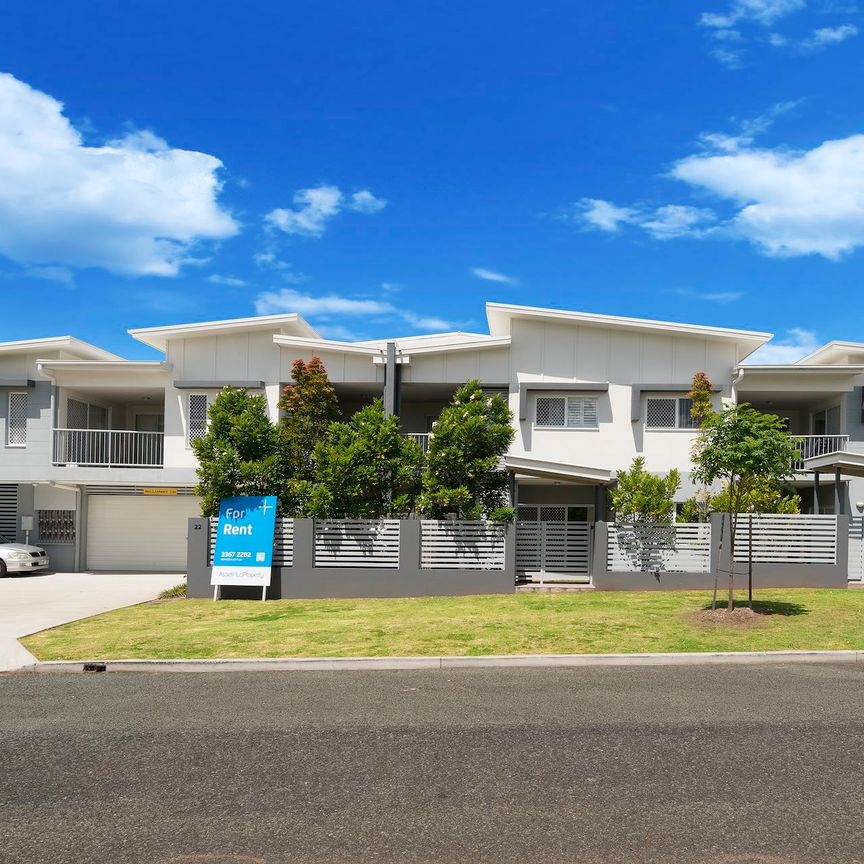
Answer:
(535, 396, 599, 428)
(188, 394, 209, 445)
(7, 392, 27, 446)
(646, 396, 698, 429)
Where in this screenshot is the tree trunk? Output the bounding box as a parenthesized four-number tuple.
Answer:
(712, 513, 724, 611)
(727, 512, 736, 612)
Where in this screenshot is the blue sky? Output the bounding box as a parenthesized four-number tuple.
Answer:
(1, 0, 863, 360)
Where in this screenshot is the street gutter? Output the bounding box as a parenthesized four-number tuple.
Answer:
(13, 649, 864, 674)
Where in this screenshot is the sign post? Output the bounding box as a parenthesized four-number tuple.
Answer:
(210, 496, 278, 601)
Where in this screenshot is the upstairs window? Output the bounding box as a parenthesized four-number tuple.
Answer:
(7, 392, 27, 447)
(188, 394, 209, 446)
(535, 396, 599, 428)
(646, 397, 697, 430)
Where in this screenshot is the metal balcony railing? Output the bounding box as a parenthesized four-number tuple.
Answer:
(790, 434, 849, 471)
(402, 432, 432, 453)
(52, 429, 164, 468)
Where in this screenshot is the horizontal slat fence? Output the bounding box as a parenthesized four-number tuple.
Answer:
(420, 520, 506, 570)
(516, 521, 592, 581)
(314, 520, 400, 568)
(732, 514, 837, 565)
(209, 516, 294, 566)
(850, 517, 864, 582)
(608, 523, 712, 573)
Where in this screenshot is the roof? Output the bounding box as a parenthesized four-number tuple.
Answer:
(803, 450, 864, 479)
(797, 341, 864, 366)
(504, 453, 614, 485)
(36, 360, 169, 372)
(129, 313, 321, 351)
(485, 302, 772, 358)
(0, 336, 122, 361)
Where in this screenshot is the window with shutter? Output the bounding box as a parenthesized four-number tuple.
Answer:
(647, 396, 701, 429)
(536, 395, 599, 428)
(188, 394, 209, 445)
(7, 392, 27, 446)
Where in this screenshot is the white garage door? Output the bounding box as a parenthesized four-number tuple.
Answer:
(87, 495, 201, 571)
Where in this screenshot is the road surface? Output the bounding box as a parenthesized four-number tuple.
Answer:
(2, 663, 864, 863)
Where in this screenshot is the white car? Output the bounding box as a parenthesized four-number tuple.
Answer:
(0, 536, 49, 576)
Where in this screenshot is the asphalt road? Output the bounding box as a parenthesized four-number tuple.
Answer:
(2, 664, 864, 864)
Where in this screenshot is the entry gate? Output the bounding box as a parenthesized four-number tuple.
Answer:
(516, 506, 592, 583)
(851, 517, 864, 582)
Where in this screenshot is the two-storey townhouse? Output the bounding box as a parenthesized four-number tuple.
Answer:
(0, 301, 778, 574)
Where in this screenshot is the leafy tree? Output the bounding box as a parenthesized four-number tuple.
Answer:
(276, 357, 341, 514)
(608, 457, 681, 573)
(609, 457, 680, 524)
(687, 371, 715, 427)
(307, 400, 423, 518)
(691, 404, 800, 610)
(418, 380, 515, 520)
(192, 387, 280, 516)
(680, 479, 801, 522)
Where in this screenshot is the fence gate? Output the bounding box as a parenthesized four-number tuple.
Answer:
(850, 517, 864, 582)
(516, 506, 592, 583)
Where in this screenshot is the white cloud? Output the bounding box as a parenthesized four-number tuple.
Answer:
(255, 289, 392, 317)
(207, 274, 247, 287)
(348, 190, 387, 213)
(672, 134, 864, 259)
(575, 198, 637, 231)
(640, 205, 716, 239)
(470, 267, 519, 284)
(265, 184, 387, 237)
(0, 73, 238, 277)
(744, 327, 819, 363)
(802, 23, 858, 47)
(700, 0, 806, 28)
(674, 288, 744, 304)
(699, 100, 802, 153)
(253, 288, 463, 335)
(23, 265, 74, 285)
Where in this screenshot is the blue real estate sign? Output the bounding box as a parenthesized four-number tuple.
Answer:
(210, 495, 278, 588)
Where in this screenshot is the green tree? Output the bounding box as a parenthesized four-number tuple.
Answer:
(307, 400, 423, 518)
(679, 480, 801, 522)
(691, 404, 800, 610)
(418, 380, 515, 520)
(687, 371, 715, 427)
(192, 387, 280, 516)
(609, 457, 680, 524)
(608, 457, 681, 573)
(276, 357, 341, 514)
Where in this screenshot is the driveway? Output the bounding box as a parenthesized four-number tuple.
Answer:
(0, 571, 182, 671)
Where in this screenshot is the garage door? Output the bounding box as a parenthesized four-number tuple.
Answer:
(86, 495, 201, 571)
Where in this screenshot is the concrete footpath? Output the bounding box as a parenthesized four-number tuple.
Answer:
(0, 571, 182, 671)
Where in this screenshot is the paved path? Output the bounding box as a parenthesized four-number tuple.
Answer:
(0, 571, 182, 670)
(2, 663, 864, 863)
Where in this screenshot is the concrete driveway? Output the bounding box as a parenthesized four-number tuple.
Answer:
(0, 571, 182, 671)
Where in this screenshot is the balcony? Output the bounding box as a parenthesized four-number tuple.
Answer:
(791, 435, 849, 472)
(52, 429, 164, 468)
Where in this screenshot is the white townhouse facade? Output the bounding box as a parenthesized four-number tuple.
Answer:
(0, 301, 862, 574)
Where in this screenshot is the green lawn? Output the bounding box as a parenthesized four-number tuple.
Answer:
(21, 588, 864, 661)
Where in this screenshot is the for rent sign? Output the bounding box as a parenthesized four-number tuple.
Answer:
(211, 496, 278, 596)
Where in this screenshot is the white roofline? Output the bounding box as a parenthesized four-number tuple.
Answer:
(399, 336, 510, 356)
(129, 313, 321, 350)
(504, 453, 614, 484)
(0, 336, 122, 361)
(797, 340, 864, 366)
(37, 360, 170, 371)
(273, 335, 384, 357)
(486, 302, 772, 345)
(737, 364, 864, 373)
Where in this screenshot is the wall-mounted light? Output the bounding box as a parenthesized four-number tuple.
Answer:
(856, 501, 864, 513)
